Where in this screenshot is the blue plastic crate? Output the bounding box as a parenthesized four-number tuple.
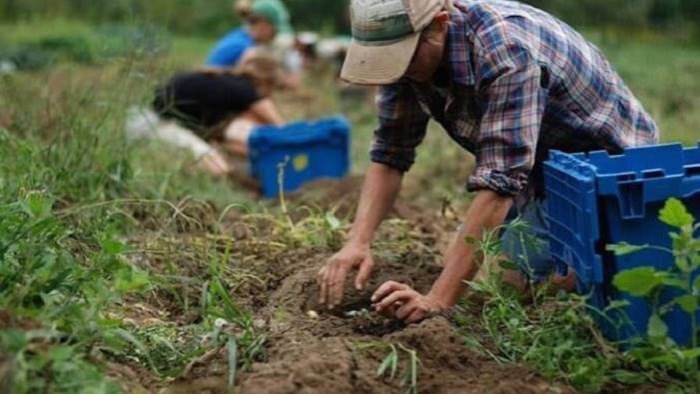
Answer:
(248, 116, 350, 198)
(544, 142, 700, 345)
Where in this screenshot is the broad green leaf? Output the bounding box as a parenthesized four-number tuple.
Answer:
(646, 353, 682, 367)
(606, 242, 648, 256)
(100, 238, 127, 256)
(22, 193, 54, 219)
(48, 345, 74, 362)
(676, 295, 699, 314)
(114, 266, 150, 293)
(689, 248, 700, 272)
(675, 256, 692, 273)
(681, 348, 700, 360)
(659, 198, 694, 229)
(660, 277, 686, 290)
(671, 232, 690, 254)
(647, 313, 668, 339)
(613, 267, 663, 296)
(227, 337, 238, 389)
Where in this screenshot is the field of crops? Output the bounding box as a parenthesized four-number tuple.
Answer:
(2, 19, 700, 393)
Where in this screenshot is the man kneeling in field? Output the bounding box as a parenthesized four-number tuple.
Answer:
(318, 0, 659, 323)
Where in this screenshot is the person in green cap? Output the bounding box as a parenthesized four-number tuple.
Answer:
(206, 0, 292, 68)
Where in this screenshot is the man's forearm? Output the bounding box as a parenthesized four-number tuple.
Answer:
(427, 190, 513, 308)
(348, 163, 403, 245)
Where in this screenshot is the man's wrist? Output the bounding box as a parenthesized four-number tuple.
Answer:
(346, 230, 373, 247)
(426, 290, 452, 311)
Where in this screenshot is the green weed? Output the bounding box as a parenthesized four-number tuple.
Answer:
(456, 222, 663, 393)
(355, 341, 421, 394)
(608, 198, 700, 390)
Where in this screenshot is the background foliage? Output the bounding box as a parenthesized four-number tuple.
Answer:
(0, 0, 698, 39)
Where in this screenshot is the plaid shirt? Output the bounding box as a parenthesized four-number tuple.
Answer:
(371, 0, 659, 197)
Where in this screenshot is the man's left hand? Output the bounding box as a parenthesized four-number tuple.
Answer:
(371, 281, 445, 324)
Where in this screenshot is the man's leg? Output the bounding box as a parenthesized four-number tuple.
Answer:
(153, 120, 231, 177)
(478, 199, 575, 293)
(125, 107, 232, 177)
(223, 116, 258, 156)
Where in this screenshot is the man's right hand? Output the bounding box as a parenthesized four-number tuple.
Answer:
(317, 242, 375, 309)
(317, 162, 404, 309)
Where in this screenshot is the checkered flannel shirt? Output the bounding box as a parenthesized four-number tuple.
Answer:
(371, 0, 659, 197)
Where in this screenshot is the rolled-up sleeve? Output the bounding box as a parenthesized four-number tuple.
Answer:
(370, 82, 430, 172)
(467, 30, 548, 196)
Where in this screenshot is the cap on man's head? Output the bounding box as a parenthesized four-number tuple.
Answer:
(251, 0, 293, 34)
(341, 0, 447, 85)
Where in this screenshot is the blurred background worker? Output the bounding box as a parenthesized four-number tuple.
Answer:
(205, 0, 291, 68)
(126, 52, 285, 177)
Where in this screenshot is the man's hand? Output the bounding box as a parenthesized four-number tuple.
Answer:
(318, 243, 375, 309)
(372, 281, 445, 324)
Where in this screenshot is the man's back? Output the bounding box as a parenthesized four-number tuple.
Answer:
(371, 0, 659, 197)
(457, 0, 658, 149)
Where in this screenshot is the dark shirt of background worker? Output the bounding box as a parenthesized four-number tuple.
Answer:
(147, 51, 285, 176)
(206, 0, 292, 68)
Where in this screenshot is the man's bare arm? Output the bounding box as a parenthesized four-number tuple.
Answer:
(373, 190, 513, 321)
(428, 190, 513, 307)
(348, 162, 403, 245)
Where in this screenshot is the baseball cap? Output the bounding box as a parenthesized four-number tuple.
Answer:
(341, 0, 446, 85)
(251, 0, 293, 34)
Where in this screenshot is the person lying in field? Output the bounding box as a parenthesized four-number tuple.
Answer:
(126, 51, 285, 176)
(317, 0, 659, 323)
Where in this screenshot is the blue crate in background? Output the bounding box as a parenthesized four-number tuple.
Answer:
(248, 116, 351, 198)
(544, 142, 700, 345)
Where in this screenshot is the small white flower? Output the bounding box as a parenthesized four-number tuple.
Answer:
(214, 318, 229, 329)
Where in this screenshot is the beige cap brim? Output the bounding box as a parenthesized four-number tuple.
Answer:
(340, 33, 420, 85)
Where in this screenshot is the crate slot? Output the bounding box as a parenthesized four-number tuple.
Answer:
(685, 164, 700, 177)
(642, 169, 665, 179)
(616, 173, 636, 182)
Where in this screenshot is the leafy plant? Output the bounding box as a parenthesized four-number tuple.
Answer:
(201, 278, 267, 380)
(457, 220, 660, 393)
(607, 198, 700, 388)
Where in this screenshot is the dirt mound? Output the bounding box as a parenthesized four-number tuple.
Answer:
(233, 317, 570, 394)
(125, 193, 571, 393)
(163, 249, 572, 394)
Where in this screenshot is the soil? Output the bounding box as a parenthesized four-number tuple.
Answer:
(162, 250, 573, 394)
(116, 177, 574, 393)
